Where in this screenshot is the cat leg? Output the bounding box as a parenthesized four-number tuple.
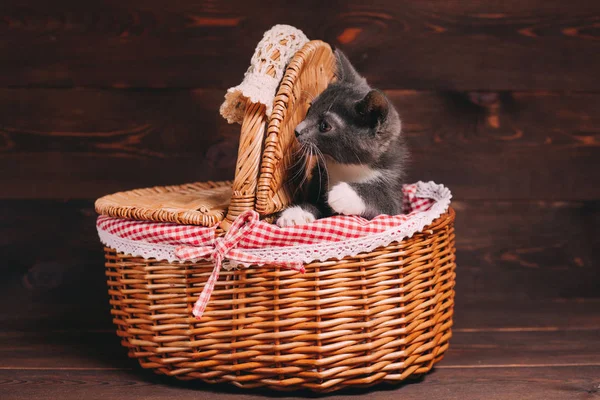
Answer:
(328, 181, 401, 218)
(276, 204, 322, 227)
(327, 182, 367, 216)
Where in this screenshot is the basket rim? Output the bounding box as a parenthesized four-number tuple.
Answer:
(96, 179, 455, 267)
(96, 180, 454, 232)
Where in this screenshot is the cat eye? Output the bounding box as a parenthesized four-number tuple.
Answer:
(319, 120, 332, 132)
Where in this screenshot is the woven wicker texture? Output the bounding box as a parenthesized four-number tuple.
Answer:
(95, 181, 231, 226)
(223, 98, 268, 229)
(255, 40, 337, 215)
(104, 207, 456, 392)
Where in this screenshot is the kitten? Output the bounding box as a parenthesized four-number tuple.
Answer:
(276, 50, 407, 227)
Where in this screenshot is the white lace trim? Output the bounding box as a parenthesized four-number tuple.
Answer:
(240, 181, 452, 263)
(219, 25, 309, 124)
(98, 228, 183, 263)
(97, 181, 452, 266)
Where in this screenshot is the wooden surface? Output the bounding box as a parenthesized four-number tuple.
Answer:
(1, 0, 599, 398)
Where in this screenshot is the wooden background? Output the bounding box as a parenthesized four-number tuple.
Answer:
(1, 1, 599, 398)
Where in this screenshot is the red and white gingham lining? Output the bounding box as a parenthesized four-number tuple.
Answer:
(97, 183, 433, 250)
(96, 182, 447, 319)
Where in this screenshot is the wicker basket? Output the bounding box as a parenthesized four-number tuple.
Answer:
(95, 40, 457, 392)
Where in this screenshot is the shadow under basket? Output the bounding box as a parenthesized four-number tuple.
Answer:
(97, 38, 457, 392)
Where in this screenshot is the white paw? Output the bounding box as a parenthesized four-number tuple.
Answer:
(327, 182, 366, 216)
(276, 206, 316, 227)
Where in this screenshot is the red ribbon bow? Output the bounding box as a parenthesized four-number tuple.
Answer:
(174, 210, 304, 319)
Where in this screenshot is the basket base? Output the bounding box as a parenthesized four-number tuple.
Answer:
(126, 349, 449, 393)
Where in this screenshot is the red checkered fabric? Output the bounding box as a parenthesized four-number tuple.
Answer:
(97, 184, 433, 250)
(97, 183, 437, 319)
(177, 211, 305, 318)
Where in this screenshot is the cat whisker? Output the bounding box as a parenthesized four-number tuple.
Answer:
(293, 146, 313, 197)
(314, 145, 323, 200)
(326, 93, 339, 114)
(291, 142, 308, 156)
(287, 143, 306, 177)
(313, 147, 330, 196)
(298, 146, 312, 180)
(350, 148, 363, 164)
(289, 145, 310, 183)
(335, 53, 345, 82)
(300, 90, 315, 103)
(289, 146, 308, 171)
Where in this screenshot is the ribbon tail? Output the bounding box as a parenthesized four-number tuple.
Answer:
(192, 255, 223, 320)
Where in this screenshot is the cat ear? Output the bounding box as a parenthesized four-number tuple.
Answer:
(335, 49, 363, 84)
(356, 89, 389, 128)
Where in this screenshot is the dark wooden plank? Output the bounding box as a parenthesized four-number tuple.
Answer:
(0, 367, 598, 399)
(453, 299, 600, 331)
(2, 89, 600, 200)
(0, 331, 131, 370)
(454, 200, 600, 301)
(1, 328, 598, 370)
(0, 88, 239, 158)
(448, 330, 600, 367)
(0, 88, 239, 198)
(1, 199, 598, 331)
(0, 199, 112, 331)
(1, 1, 599, 90)
(404, 91, 600, 201)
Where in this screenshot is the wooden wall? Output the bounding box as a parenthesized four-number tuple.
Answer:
(1, 1, 599, 326)
(2, 0, 599, 200)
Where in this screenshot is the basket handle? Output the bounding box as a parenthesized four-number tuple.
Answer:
(221, 98, 268, 230)
(222, 41, 337, 230)
(220, 42, 283, 230)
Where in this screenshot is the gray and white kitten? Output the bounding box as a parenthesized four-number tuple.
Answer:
(276, 50, 407, 227)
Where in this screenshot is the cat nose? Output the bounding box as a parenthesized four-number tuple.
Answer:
(295, 121, 307, 138)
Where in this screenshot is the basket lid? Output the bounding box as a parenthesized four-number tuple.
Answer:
(94, 181, 231, 226)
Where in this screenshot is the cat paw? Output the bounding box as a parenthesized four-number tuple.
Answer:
(327, 182, 366, 216)
(276, 206, 316, 227)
